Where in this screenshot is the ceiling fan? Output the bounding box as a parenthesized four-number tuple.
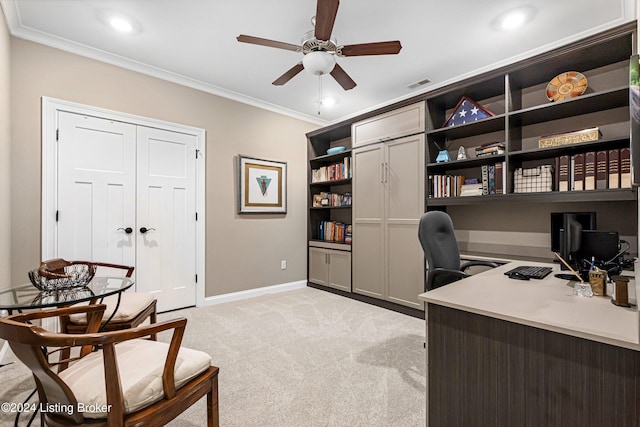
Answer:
(236, 0, 402, 90)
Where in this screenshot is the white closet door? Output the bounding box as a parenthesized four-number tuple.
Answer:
(136, 127, 197, 311)
(57, 112, 136, 266)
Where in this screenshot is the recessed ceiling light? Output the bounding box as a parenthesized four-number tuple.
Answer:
(97, 9, 141, 34)
(110, 17, 133, 33)
(492, 6, 536, 31)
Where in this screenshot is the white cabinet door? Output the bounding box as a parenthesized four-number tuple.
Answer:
(385, 135, 425, 309)
(352, 143, 385, 299)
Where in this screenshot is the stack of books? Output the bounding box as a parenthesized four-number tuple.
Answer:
(475, 142, 505, 157)
(556, 148, 631, 191)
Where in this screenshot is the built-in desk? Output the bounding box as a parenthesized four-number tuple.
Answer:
(418, 260, 640, 427)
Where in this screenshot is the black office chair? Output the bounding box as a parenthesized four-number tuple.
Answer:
(418, 210, 499, 291)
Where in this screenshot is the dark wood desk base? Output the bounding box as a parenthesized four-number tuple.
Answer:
(428, 304, 640, 427)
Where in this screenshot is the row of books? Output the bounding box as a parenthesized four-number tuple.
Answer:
(557, 148, 631, 191)
(312, 192, 352, 207)
(429, 163, 505, 198)
(318, 221, 352, 244)
(311, 157, 351, 183)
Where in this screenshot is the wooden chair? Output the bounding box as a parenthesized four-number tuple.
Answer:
(0, 304, 219, 426)
(40, 259, 158, 339)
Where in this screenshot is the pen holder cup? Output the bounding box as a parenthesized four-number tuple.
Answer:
(588, 270, 607, 296)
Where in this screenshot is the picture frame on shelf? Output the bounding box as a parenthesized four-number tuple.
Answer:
(238, 155, 287, 214)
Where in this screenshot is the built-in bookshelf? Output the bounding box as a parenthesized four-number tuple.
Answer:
(424, 24, 636, 208)
(307, 126, 353, 245)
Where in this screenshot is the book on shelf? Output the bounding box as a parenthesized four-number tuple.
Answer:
(620, 147, 631, 188)
(584, 151, 596, 190)
(557, 155, 570, 191)
(595, 150, 608, 190)
(495, 162, 505, 194)
(572, 153, 584, 191)
(608, 148, 620, 189)
(488, 164, 496, 194)
(460, 183, 483, 196)
(481, 165, 489, 195)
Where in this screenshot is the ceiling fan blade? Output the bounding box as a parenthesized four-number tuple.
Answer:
(237, 35, 301, 52)
(330, 63, 356, 90)
(272, 63, 305, 86)
(314, 0, 340, 41)
(339, 41, 402, 56)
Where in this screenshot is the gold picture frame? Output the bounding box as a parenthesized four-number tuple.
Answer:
(238, 155, 287, 214)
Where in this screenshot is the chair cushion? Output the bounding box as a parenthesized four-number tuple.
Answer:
(59, 339, 211, 419)
(69, 293, 155, 324)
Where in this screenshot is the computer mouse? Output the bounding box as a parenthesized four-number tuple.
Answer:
(508, 272, 530, 281)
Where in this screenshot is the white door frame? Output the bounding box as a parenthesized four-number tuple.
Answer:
(41, 97, 207, 308)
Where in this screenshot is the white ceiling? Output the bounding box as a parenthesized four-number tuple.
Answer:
(1, 0, 636, 125)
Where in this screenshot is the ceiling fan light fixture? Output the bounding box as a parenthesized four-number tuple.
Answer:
(303, 51, 336, 76)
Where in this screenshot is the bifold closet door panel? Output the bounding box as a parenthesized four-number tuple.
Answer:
(136, 126, 197, 312)
(56, 111, 137, 266)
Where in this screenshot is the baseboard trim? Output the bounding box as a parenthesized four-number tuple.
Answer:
(201, 280, 307, 306)
(307, 282, 425, 319)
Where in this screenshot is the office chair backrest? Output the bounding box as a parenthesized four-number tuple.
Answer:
(418, 211, 462, 286)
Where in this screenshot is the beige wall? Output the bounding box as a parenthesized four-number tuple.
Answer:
(0, 8, 10, 280)
(10, 37, 318, 297)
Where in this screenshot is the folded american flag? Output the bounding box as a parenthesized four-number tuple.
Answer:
(443, 96, 494, 127)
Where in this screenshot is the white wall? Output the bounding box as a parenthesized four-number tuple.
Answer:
(10, 37, 319, 296)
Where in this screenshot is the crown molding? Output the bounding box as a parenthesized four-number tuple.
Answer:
(0, 0, 326, 126)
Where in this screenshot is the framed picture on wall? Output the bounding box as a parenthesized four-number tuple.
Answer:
(238, 155, 287, 214)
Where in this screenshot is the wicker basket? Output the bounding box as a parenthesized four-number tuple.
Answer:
(28, 262, 97, 291)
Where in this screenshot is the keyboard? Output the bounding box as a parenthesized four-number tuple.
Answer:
(504, 265, 553, 280)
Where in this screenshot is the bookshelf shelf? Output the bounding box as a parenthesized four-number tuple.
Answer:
(508, 86, 629, 127)
(427, 188, 637, 206)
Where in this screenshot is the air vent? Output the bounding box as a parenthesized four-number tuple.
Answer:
(407, 78, 432, 89)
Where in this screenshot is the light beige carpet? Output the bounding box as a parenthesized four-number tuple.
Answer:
(0, 287, 426, 426)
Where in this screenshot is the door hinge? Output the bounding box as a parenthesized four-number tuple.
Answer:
(195, 149, 200, 159)
(55, 211, 59, 222)
(195, 274, 198, 283)
(195, 212, 198, 221)
(56, 129, 59, 141)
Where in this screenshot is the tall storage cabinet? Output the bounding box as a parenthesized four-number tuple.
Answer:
(352, 131, 425, 309)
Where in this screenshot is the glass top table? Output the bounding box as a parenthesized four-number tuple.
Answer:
(0, 276, 134, 313)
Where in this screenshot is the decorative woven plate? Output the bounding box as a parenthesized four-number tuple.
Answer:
(545, 71, 588, 102)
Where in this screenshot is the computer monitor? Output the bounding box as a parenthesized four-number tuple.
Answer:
(550, 212, 596, 252)
(577, 230, 620, 264)
(550, 212, 596, 270)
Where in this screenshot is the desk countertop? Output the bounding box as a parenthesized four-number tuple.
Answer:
(419, 260, 640, 350)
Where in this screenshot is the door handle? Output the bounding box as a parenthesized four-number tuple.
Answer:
(117, 227, 133, 234)
(139, 227, 156, 234)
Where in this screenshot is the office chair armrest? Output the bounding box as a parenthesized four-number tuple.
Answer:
(427, 268, 469, 291)
(460, 260, 500, 272)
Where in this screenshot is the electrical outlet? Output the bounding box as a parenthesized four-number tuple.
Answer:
(281, 260, 287, 270)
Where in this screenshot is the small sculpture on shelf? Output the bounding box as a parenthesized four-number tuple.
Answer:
(456, 146, 467, 160)
(434, 139, 451, 163)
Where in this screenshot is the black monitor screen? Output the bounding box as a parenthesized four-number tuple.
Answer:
(550, 212, 596, 252)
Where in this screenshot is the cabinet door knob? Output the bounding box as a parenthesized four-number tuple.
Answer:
(117, 227, 133, 234)
(140, 227, 156, 234)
